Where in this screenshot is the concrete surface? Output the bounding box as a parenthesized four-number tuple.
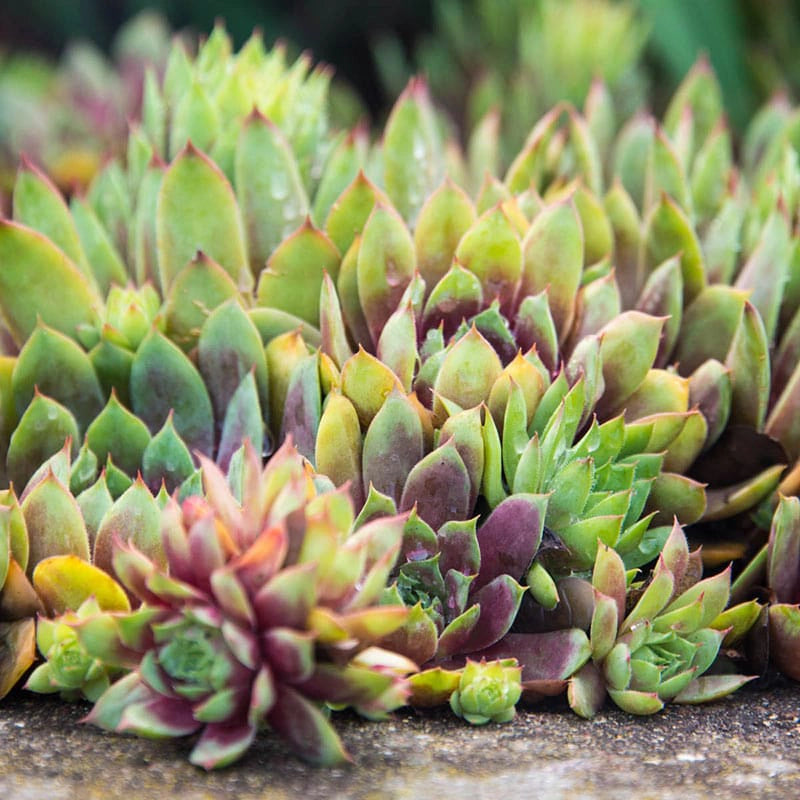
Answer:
(1, 684, 799, 799)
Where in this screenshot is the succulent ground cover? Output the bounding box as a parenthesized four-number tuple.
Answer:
(0, 20, 799, 771)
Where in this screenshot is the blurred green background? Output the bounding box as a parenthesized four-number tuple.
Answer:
(1, 0, 798, 127)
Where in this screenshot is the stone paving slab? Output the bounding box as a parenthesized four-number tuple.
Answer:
(1, 685, 799, 799)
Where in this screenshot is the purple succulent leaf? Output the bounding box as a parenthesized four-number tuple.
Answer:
(161, 498, 194, 583)
(399, 441, 472, 531)
(253, 562, 317, 630)
(518, 679, 569, 702)
(437, 518, 480, 577)
(768, 604, 800, 680)
(266, 685, 351, 765)
(82, 672, 154, 731)
(117, 695, 202, 738)
(279, 354, 321, 463)
(471, 494, 546, 592)
(189, 721, 257, 770)
(221, 620, 260, 670)
(187, 513, 227, 593)
(196, 452, 245, 545)
(295, 663, 395, 706)
(112, 541, 162, 605)
(210, 568, 256, 629)
(248, 664, 276, 726)
(471, 629, 592, 682)
(435, 603, 481, 659)
(193, 688, 248, 724)
(261, 628, 315, 683)
(458, 575, 526, 654)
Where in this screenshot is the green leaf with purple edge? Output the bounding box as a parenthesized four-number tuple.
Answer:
(13, 323, 104, 435)
(94, 479, 164, 578)
(189, 722, 257, 770)
(217, 372, 264, 474)
(767, 496, 800, 603)
(768, 604, 800, 680)
(83, 672, 153, 730)
(266, 685, 351, 765)
(130, 330, 215, 457)
(362, 390, 424, 506)
(436, 604, 481, 660)
(253, 562, 318, 630)
(197, 298, 269, 429)
(156, 143, 250, 292)
(568, 661, 607, 719)
(118, 695, 202, 738)
(7, 392, 79, 491)
(357, 203, 416, 348)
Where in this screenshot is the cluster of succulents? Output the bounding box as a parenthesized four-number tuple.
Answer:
(374, 0, 648, 170)
(1, 13, 800, 772)
(0, 11, 173, 201)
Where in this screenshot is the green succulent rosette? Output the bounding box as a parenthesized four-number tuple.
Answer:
(449, 658, 522, 725)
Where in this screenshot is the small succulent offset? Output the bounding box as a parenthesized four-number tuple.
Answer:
(70, 441, 415, 769)
(25, 596, 125, 702)
(449, 658, 522, 725)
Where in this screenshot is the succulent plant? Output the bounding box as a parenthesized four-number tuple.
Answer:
(0, 432, 161, 699)
(449, 658, 522, 725)
(374, 0, 647, 174)
(764, 496, 800, 680)
(69, 440, 414, 768)
(727, 495, 800, 681)
(25, 596, 126, 702)
(0, 11, 173, 200)
(378, 493, 544, 674)
(567, 522, 755, 717)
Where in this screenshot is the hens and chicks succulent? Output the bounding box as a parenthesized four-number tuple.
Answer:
(0, 14, 798, 770)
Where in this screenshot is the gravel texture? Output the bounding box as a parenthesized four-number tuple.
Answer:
(1, 684, 799, 799)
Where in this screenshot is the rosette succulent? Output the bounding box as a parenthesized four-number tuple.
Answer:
(25, 596, 125, 702)
(567, 522, 755, 717)
(70, 440, 414, 768)
(449, 658, 522, 725)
